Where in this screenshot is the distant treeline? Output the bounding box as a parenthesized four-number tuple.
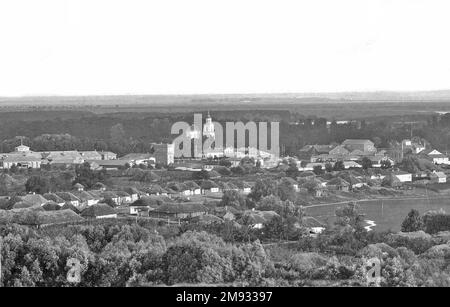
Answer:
(2, 110, 450, 156)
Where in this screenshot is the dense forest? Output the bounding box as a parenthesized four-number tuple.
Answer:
(1, 110, 450, 156)
(0, 205, 449, 287)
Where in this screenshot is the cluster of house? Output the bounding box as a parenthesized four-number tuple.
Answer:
(131, 179, 252, 202)
(388, 138, 450, 165)
(10, 183, 135, 211)
(295, 167, 448, 198)
(0, 143, 117, 169)
(4, 176, 254, 219)
(298, 138, 450, 170)
(126, 179, 327, 234)
(297, 139, 394, 171)
(0, 142, 174, 170)
(90, 144, 174, 170)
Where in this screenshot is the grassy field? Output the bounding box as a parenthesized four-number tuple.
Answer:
(305, 197, 450, 232)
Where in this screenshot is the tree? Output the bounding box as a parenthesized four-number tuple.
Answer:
(230, 166, 246, 175)
(335, 202, 366, 232)
(302, 180, 320, 194)
(192, 169, 210, 180)
(285, 159, 299, 178)
(401, 209, 423, 232)
(216, 167, 231, 176)
(221, 190, 246, 210)
(361, 157, 372, 170)
(248, 179, 278, 202)
(103, 197, 117, 208)
(372, 137, 382, 148)
(50, 171, 76, 191)
(219, 159, 232, 167)
(325, 163, 333, 173)
(110, 123, 126, 141)
(240, 157, 255, 168)
(257, 195, 283, 212)
(25, 175, 51, 194)
(74, 162, 110, 188)
(277, 178, 296, 201)
(263, 215, 284, 240)
(398, 156, 420, 173)
(380, 159, 392, 169)
(9, 164, 19, 174)
(162, 231, 233, 285)
(333, 161, 345, 171)
(381, 174, 400, 188)
(255, 160, 262, 169)
(420, 210, 449, 234)
(313, 165, 324, 175)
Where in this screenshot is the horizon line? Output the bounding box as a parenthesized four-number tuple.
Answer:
(3, 88, 450, 99)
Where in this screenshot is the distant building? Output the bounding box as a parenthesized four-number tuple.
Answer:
(0, 138, 118, 169)
(298, 145, 335, 161)
(88, 159, 130, 170)
(15, 144, 31, 152)
(81, 203, 117, 219)
(79, 151, 102, 160)
(368, 156, 394, 168)
(0, 144, 42, 169)
(150, 143, 175, 165)
(425, 149, 449, 165)
(100, 151, 117, 160)
(42, 151, 84, 165)
(329, 145, 350, 156)
(20, 194, 49, 207)
(119, 153, 156, 165)
(327, 178, 350, 192)
(342, 139, 376, 153)
(203, 111, 215, 138)
(148, 203, 208, 220)
(55, 192, 81, 207)
(43, 193, 66, 206)
(393, 171, 412, 183)
(402, 139, 426, 154)
(430, 171, 447, 183)
(72, 191, 99, 207)
(343, 161, 362, 169)
(0, 154, 42, 169)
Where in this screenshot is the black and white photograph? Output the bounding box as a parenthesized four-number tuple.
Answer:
(1, 0, 450, 293)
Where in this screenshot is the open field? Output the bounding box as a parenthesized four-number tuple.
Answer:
(2, 93, 450, 120)
(305, 196, 450, 232)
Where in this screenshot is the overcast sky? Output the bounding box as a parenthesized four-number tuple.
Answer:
(1, 0, 450, 96)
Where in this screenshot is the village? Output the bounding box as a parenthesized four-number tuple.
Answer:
(1, 118, 450, 235)
(5, 0, 450, 289)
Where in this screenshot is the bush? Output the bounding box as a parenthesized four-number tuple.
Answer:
(422, 210, 450, 234)
(386, 231, 435, 254)
(401, 209, 424, 232)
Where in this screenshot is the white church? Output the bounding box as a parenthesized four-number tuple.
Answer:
(189, 112, 278, 165)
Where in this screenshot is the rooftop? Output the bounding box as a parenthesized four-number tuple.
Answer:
(81, 203, 116, 217)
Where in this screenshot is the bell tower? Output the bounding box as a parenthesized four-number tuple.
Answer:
(203, 111, 215, 139)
